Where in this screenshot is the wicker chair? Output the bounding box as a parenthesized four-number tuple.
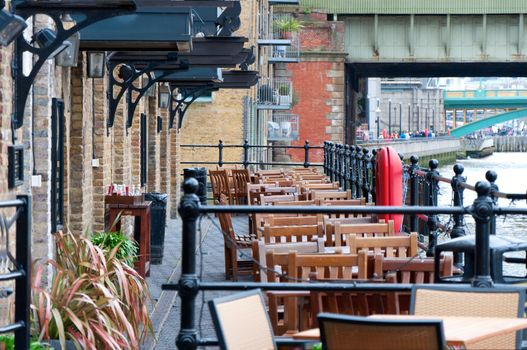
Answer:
(318, 313, 446, 350)
(410, 285, 526, 349)
(209, 289, 277, 350)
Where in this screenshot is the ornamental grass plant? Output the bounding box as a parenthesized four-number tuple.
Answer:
(31, 232, 153, 350)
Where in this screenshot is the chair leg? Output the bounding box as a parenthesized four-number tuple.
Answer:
(231, 247, 238, 282)
(224, 243, 232, 280)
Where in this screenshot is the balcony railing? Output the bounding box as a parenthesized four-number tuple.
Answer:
(267, 112, 299, 141)
(257, 77, 293, 110)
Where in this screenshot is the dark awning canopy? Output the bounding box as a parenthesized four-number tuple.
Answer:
(155, 68, 224, 83)
(78, 8, 192, 52)
(163, 70, 259, 89)
(108, 37, 251, 68)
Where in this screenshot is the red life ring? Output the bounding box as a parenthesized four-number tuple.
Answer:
(375, 146, 403, 233)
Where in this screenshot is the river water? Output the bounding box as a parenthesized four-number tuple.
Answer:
(435, 152, 527, 276)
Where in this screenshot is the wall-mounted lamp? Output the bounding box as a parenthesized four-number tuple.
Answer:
(56, 31, 80, 67)
(157, 115, 162, 133)
(0, 2, 26, 46)
(144, 83, 156, 97)
(33, 28, 70, 59)
(87, 51, 105, 78)
(158, 86, 170, 109)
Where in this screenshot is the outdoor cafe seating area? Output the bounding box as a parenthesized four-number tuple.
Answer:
(206, 166, 527, 349)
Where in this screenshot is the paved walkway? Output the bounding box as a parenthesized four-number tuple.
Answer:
(144, 213, 250, 349)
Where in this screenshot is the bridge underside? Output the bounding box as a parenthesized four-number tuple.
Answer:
(450, 109, 527, 137)
(345, 15, 527, 64)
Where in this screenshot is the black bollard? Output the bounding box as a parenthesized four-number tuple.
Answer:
(470, 181, 494, 288)
(485, 170, 498, 235)
(176, 178, 201, 350)
(451, 164, 468, 268)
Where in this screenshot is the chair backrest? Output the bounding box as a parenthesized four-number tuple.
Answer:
(318, 313, 445, 350)
(287, 251, 368, 280)
(379, 255, 453, 283)
(331, 221, 395, 246)
(231, 169, 251, 204)
(265, 215, 319, 226)
(259, 193, 297, 206)
(312, 190, 352, 201)
(209, 170, 231, 204)
(252, 238, 324, 282)
(410, 285, 526, 349)
(263, 223, 323, 244)
(209, 289, 277, 350)
(347, 232, 419, 258)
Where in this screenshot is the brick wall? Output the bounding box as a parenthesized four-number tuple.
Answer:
(286, 14, 346, 162)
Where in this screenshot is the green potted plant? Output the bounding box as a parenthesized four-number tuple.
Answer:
(273, 16, 303, 39)
(91, 230, 138, 267)
(31, 232, 153, 350)
(0, 335, 50, 350)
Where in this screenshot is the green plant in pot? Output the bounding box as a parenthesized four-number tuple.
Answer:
(0, 335, 50, 350)
(91, 230, 138, 266)
(273, 16, 303, 39)
(31, 232, 153, 350)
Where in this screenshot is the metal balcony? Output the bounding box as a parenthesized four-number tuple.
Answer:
(257, 77, 293, 110)
(269, 0, 300, 4)
(267, 112, 299, 141)
(257, 12, 293, 46)
(268, 33, 300, 63)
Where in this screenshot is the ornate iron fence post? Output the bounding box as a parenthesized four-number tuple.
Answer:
(339, 144, 346, 187)
(217, 139, 224, 168)
(242, 139, 249, 169)
(425, 159, 439, 257)
(485, 170, 498, 235)
(323, 141, 329, 175)
(409, 155, 420, 232)
(176, 179, 201, 350)
(303, 140, 311, 168)
(15, 195, 31, 350)
(330, 142, 336, 182)
(471, 181, 494, 288)
(362, 149, 370, 199)
(451, 164, 467, 267)
(355, 147, 363, 198)
(349, 145, 356, 196)
(370, 149, 377, 203)
(334, 144, 341, 187)
(343, 145, 350, 190)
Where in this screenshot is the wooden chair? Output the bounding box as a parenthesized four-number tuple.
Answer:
(209, 289, 277, 350)
(410, 285, 526, 349)
(209, 170, 233, 205)
(231, 169, 251, 205)
(311, 190, 353, 201)
(251, 238, 325, 282)
(264, 215, 319, 227)
(330, 221, 395, 246)
(286, 251, 369, 332)
(217, 211, 255, 281)
(375, 255, 454, 314)
(301, 182, 340, 192)
(263, 223, 323, 244)
(318, 313, 446, 350)
(347, 232, 419, 258)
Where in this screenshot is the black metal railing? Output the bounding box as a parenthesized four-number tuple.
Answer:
(0, 196, 31, 350)
(164, 178, 527, 350)
(180, 139, 323, 169)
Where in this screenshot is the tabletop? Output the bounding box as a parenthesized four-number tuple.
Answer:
(292, 315, 527, 348)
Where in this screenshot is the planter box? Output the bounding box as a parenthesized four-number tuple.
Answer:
(105, 194, 144, 205)
(46, 340, 77, 350)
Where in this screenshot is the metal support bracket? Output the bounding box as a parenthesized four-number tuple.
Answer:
(12, 2, 137, 130)
(106, 56, 189, 134)
(168, 85, 218, 129)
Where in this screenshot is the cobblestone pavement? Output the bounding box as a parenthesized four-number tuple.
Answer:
(144, 214, 250, 349)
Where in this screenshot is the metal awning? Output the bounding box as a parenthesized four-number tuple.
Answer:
(108, 37, 251, 68)
(164, 70, 259, 88)
(78, 8, 192, 52)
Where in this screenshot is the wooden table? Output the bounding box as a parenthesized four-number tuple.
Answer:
(106, 201, 151, 278)
(293, 315, 527, 349)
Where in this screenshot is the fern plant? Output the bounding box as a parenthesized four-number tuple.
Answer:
(91, 230, 138, 266)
